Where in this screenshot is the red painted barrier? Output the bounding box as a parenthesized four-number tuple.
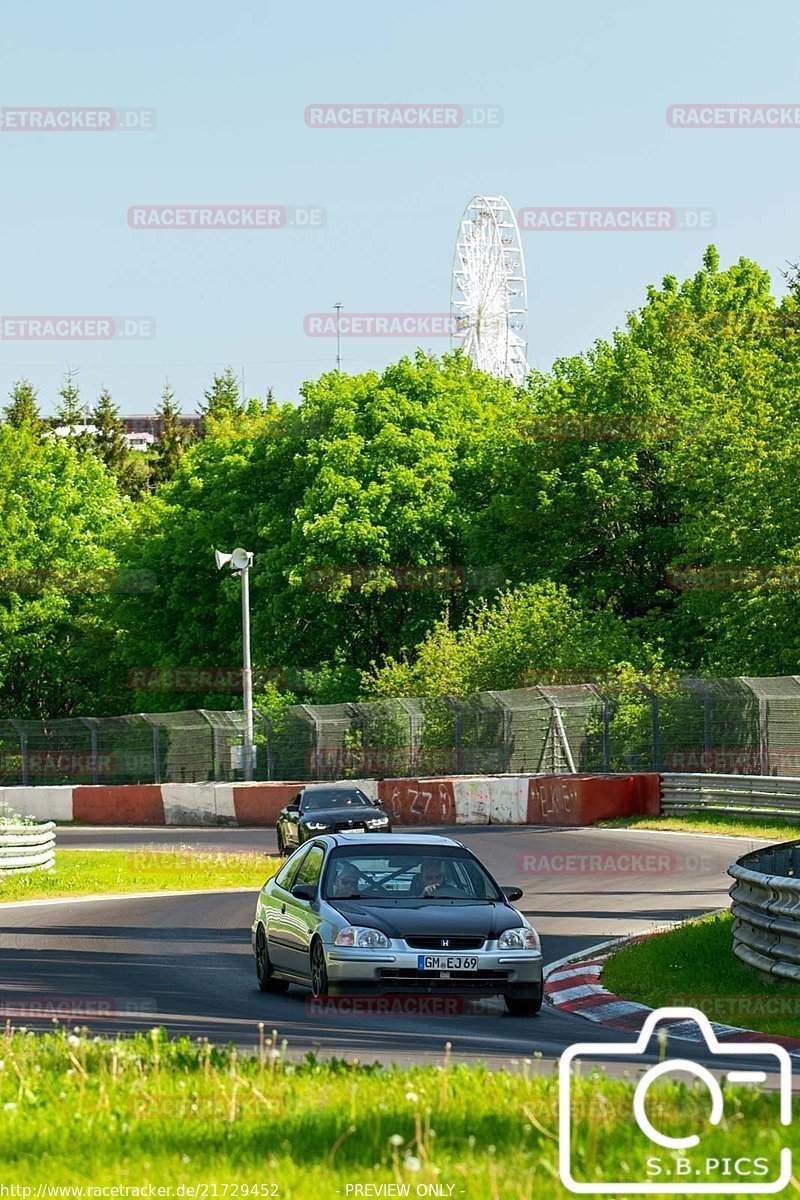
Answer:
(526, 773, 660, 826)
(73, 784, 166, 825)
(378, 778, 457, 825)
(232, 783, 304, 825)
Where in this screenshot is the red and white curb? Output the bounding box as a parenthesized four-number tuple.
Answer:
(544, 933, 800, 1056)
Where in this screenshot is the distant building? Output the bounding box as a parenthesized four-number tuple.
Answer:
(125, 431, 156, 453)
(123, 414, 201, 436)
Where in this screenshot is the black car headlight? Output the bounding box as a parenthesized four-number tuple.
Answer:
(334, 926, 391, 950)
(366, 814, 390, 828)
(498, 927, 540, 951)
(304, 821, 328, 831)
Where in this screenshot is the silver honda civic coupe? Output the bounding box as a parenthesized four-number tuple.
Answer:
(251, 832, 543, 1015)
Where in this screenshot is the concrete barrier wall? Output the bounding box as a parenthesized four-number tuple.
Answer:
(1, 773, 660, 827)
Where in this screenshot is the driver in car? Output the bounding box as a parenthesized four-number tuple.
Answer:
(329, 863, 361, 898)
(411, 860, 447, 897)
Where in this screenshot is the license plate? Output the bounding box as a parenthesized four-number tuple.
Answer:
(417, 954, 479, 971)
(347, 827, 366, 833)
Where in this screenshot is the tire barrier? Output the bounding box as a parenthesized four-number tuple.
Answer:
(0, 774, 659, 827)
(728, 841, 800, 981)
(0, 821, 56, 875)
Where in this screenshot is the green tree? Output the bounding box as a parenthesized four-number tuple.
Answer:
(3, 379, 43, 434)
(198, 367, 244, 425)
(0, 426, 130, 718)
(54, 371, 90, 447)
(92, 387, 128, 474)
(152, 380, 186, 485)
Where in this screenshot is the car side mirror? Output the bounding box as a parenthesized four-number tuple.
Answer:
(286, 802, 300, 812)
(502, 886, 523, 902)
(291, 882, 318, 902)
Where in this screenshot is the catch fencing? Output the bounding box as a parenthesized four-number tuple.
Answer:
(3, 673, 800, 786)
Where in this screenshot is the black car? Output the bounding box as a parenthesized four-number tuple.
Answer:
(276, 784, 392, 853)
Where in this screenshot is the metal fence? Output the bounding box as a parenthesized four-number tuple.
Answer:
(4, 674, 800, 786)
(729, 840, 800, 980)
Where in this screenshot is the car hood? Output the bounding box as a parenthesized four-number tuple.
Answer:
(327, 899, 521, 938)
(299, 806, 382, 824)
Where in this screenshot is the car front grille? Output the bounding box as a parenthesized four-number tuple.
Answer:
(378, 969, 509, 990)
(404, 936, 486, 951)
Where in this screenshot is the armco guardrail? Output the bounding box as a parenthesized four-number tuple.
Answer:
(662, 772, 800, 817)
(729, 840, 800, 980)
(0, 820, 55, 875)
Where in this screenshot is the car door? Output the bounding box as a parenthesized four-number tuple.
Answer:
(282, 792, 302, 847)
(267, 845, 311, 969)
(280, 842, 326, 977)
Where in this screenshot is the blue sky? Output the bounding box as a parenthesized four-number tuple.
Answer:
(1, 0, 798, 415)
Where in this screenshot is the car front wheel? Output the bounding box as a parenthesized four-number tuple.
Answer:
(310, 939, 329, 998)
(255, 924, 289, 994)
(504, 988, 542, 1016)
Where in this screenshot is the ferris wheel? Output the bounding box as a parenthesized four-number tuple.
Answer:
(450, 195, 528, 385)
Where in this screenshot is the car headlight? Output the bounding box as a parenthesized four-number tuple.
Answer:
(334, 926, 391, 949)
(498, 927, 540, 951)
(304, 821, 328, 830)
(366, 815, 389, 827)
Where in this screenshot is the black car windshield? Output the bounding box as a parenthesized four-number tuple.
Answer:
(323, 848, 503, 902)
(301, 788, 371, 812)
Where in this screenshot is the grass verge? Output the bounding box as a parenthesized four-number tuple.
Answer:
(0, 1026, 793, 1196)
(599, 811, 800, 839)
(603, 910, 800, 1037)
(0, 849, 278, 903)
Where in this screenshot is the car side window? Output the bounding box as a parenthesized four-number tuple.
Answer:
(293, 844, 325, 887)
(275, 846, 310, 892)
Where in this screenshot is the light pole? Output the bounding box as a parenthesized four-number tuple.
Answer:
(214, 547, 255, 780)
(334, 301, 343, 371)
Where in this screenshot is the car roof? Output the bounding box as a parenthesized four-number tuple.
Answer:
(327, 832, 461, 847)
(300, 783, 368, 792)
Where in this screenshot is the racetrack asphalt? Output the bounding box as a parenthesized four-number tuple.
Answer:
(0, 823, 775, 1069)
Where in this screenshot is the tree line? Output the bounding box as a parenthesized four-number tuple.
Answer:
(3, 245, 800, 720)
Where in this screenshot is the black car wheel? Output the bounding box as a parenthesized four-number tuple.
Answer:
(276, 827, 285, 856)
(504, 988, 542, 1016)
(310, 938, 329, 998)
(255, 924, 289, 994)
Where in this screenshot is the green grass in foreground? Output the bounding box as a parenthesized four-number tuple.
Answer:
(0, 849, 278, 903)
(599, 810, 800, 839)
(603, 909, 800, 1037)
(0, 1027, 794, 1197)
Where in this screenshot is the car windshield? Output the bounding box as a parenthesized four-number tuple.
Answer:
(323, 849, 503, 902)
(301, 788, 371, 812)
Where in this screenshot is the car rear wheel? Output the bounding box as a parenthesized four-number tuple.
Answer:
(504, 989, 542, 1016)
(310, 938, 329, 998)
(255, 924, 289, 994)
